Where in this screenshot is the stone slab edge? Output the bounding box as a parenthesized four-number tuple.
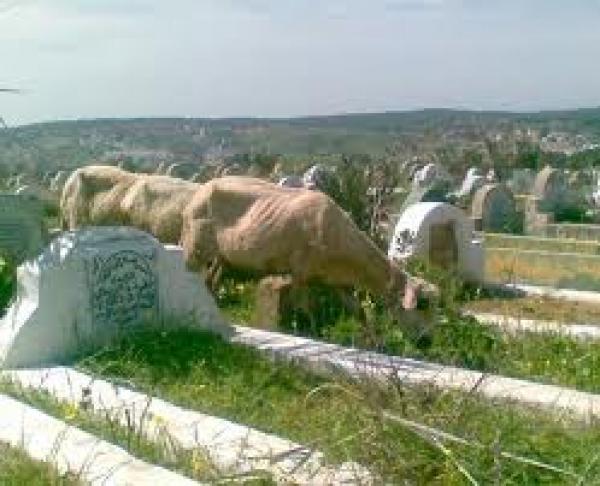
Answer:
(488, 282, 600, 305)
(3, 367, 370, 485)
(468, 312, 600, 340)
(0, 393, 201, 486)
(231, 325, 600, 421)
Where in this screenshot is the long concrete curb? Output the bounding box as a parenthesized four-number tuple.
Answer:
(469, 312, 600, 340)
(231, 325, 600, 421)
(490, 282, 600, 305)
(4, 367, 370, 485)
(0, 393, 201, 486)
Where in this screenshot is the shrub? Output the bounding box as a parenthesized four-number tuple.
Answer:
(0, 255, 16, 314)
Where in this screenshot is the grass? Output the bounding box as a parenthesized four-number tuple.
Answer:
(216, 275, 600, 394)
(0, 443, 81, 486)
(323, 309, 600, 394)
(0, 380, 272, 485)
(485, 247, 600, 288)
(76, 325, 600, 485)
(484, 233, 600, 255)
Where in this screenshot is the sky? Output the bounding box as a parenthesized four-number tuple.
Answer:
(0, 0, 599, 125)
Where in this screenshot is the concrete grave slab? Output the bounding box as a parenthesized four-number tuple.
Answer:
(0, 393, 202, 486)
(468, 312, 600, 340)
(231, 325, 600, 421)
(5, 367, 371, 485)
(488, 282, 600, 305)
(0, 227, 230, 368)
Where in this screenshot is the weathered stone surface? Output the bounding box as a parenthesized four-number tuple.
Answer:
(232, 325, 600, 421)
(0, 194, 46, 262)
(0, 393, 201, 486)
(0, 227, 230, 368)
(455, 167, 484, 200)
(471, 183, 518, 232)
(6, 367, 371, 485)
(388, 202, 484, 282)
(533, 166, 567, 213)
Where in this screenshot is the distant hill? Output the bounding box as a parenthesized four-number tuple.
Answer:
(1, 108, 599, 174)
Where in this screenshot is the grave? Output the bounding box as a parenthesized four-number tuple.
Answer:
(454, 167, 485, 200)
(0, 227, 230, 368)
(470, 183, 518, 232)
(388, 202, 484, 282)
(0, 194, 47, 262)
(396, 171, 452, 220)
(6, 367, 370, 484)
(278, 175, 304, 188)
(232, 325, 600, 421)
(532, 165, 567, 214)
(0, 394, 199, 486)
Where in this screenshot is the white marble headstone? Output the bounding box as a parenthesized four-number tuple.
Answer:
(0, 227, 230, 368)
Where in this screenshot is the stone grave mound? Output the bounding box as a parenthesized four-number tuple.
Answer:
(388, 202, 484, 282)
(0, 227, 230, 368)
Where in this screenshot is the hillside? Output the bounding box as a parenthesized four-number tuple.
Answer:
(0, 108, 599, 175)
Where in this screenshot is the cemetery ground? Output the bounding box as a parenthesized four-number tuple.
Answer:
(483, 233, 600, 291)
(8, 251, 600, 482)
(464, 294, 600, 325)
(0, 443, 80, 485)
(0, 379, 225, 484)
(72, 326, 600, 484)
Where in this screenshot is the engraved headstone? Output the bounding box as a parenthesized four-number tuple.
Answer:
(0, 194, 46, 262)
(0, 227, 230, 368)
(388, 202, 484, 282)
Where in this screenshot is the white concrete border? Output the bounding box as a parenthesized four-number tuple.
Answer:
(231, 325, 600, 421)
(4, 367, 370, 485)
(469, 312, 600, 340)
(490, 282, 600, 305)
(0, 393, 201, 486)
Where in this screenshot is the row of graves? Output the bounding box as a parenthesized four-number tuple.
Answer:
(384, 160, 600, 290)
(6, 159, 600, 293)
(3, 166, 600, 483)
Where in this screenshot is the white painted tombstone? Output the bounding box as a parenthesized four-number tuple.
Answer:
(412, 163, 447, 189)
(455, 167, 484, 199)
(0, 227, 230, 368)
(471, 183, 518, 233)
(388, 202, 484, 282)
(302, 164, 331, 190)
(0, 194, 46, 262)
